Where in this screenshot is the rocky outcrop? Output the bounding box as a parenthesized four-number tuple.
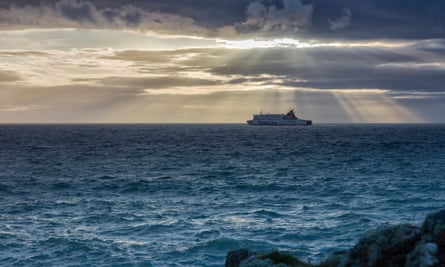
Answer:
(225, 209, 445, 267)
(406, 209, 445, 267)
(339, 224, 420, 267)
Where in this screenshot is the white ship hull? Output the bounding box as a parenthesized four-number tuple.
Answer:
(247, 119, 311, 126)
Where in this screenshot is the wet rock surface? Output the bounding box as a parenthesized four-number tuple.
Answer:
(226, 249, 256, 267)
(226, 209, 445, 267)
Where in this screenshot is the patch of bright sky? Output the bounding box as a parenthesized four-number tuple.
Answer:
(391, 91, 445, 99)
(378, 62, 445, 71)
(219, 38, 410, 49)
(0, 28, 411, 51)
(0, 29, 220, 50)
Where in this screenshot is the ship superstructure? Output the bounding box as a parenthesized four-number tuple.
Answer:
(247, 109, 312, 126)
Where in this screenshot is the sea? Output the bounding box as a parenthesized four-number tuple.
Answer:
(1, 124, 445, 267)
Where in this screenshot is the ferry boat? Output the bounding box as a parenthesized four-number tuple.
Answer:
(247, 109, 312, 126)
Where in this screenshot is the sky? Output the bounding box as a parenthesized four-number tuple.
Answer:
(0, 0, 444, 123)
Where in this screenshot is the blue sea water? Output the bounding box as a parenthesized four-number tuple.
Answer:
(1, 124, 445, 266)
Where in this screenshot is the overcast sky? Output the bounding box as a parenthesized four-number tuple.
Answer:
(1, 0, 444, 123)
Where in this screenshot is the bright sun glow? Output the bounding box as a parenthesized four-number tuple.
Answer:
(218, 38, 410, 49)
(217, 38, 411, 49)
(219, 38, 315, 49)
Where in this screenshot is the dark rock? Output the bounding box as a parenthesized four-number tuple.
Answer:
(319, 251, 348, 267)
(257, 251, 315, 267)
(225, 249, 254, 267)
(435, 231, 445, 265)
(406, 209, 445, 267)
(344, 224, 420, 267)
(406, 241, 439, 267)
(421, 209, 445, 238)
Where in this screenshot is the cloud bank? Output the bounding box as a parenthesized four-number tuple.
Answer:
(1, 0, 445, 39)
(243, 0, 313, 32)
(0, 0, 208, 35)
(0, 0, 315, 37)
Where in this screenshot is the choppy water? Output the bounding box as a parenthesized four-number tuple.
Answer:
(1, 124, 445, 266)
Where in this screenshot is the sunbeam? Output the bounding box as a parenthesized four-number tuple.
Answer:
(0, 28, 443, 122)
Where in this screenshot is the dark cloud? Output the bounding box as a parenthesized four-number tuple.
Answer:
(242, 0, 313, 32)
(308, 0, 445, 40)
(1, 0, 445, 39)
(192, 46, 445, 92)
(0, 0, 208, 35)
(99, 43, 445, 95)
(58, 0, 97, 23)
